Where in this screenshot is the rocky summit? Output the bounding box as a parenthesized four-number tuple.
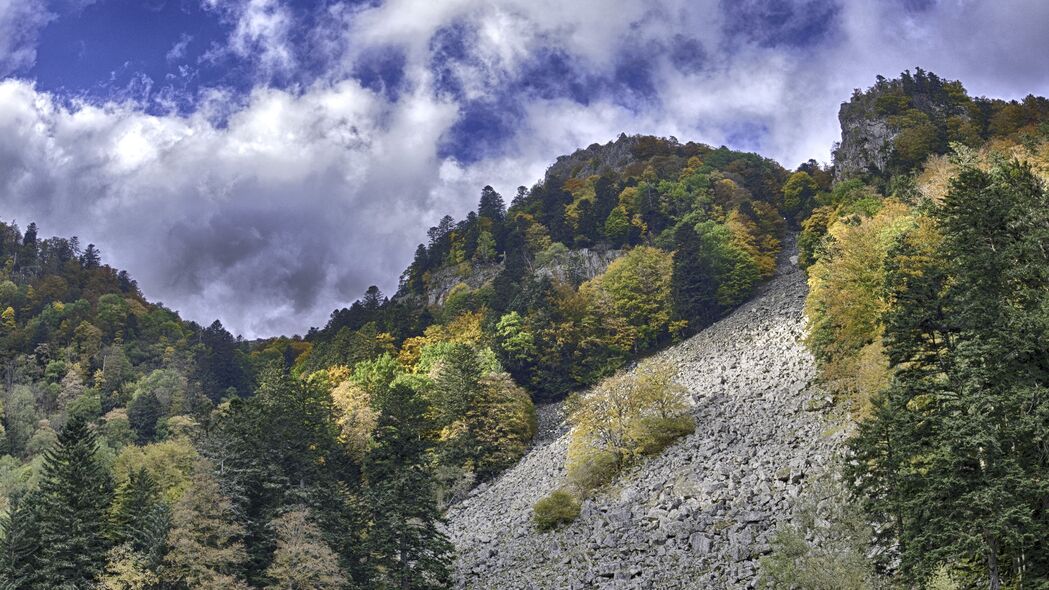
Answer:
(446, 239, 843, 589)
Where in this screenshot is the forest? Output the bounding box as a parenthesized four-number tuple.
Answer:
(0, 69, 1047, 589)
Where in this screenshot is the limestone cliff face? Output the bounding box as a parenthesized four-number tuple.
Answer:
(445, 239, 842, 589)
(424, 263, 502, 306)
(834, 93, 898, 181)
(833, 75, 972, 181)
(534, 246, 623, 286)
(422, 247, 623, 307)
(545, 134, 643, 182)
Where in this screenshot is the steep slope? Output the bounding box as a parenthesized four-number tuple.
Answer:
(446, 237, 840, 589)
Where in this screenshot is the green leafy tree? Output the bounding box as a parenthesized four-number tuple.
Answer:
(604, 206, 630, 246)
(584, 246, 674, 351)
(263, 508, 348, 590)
(781, 171, 819, 220)
(472, 229, 496, 263)
(162, 459, 249, 590)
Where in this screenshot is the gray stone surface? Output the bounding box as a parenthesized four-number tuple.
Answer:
(445, 237, 841, 589)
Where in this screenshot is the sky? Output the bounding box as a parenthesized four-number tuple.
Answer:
(0, 0, 1047, 338)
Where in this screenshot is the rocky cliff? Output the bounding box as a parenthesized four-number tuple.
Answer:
(545, 134, 644, 181)
(833, 71, 972, 181)
(422, 247, 624, 307)
(445, 238, 842, 589)
(834, 92, 898, 181)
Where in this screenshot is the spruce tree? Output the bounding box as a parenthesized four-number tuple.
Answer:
(0, 492, 43, 589)
(35, 414, 114, 589)
(670, 223, 720, 331)
(365, 381, 452, 590)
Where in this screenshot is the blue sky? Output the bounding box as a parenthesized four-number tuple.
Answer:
(1, 0, 1048, 337)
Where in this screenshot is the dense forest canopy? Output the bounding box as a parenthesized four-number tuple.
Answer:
(0, 70, 1047, 589)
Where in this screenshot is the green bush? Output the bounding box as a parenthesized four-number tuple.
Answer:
(533, 489, 581, 531)
(566, 448, 620, 492)
(634, 416, 696, 456)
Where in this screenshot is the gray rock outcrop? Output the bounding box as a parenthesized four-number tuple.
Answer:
(546, 134, 644, 181)
(446, 239, 840, 589)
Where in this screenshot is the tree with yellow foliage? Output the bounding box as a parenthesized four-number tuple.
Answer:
(565, 360, 692, 492)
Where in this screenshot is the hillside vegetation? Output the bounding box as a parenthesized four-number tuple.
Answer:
(797, 71, 1049, 590)
(0, 70, 1046, 590)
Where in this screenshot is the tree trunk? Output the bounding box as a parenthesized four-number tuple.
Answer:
(986, 533, 1001, 590)
(400, 533, 410, 590)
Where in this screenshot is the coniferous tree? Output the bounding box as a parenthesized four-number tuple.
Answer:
(670, 223, 720, 331)
(365, 381, 452, 590)
(478, 186, 506, 223)
(110, 468, 169, 563)
(0, 492, 43, 589)
(127, 392, 162, 444)
(35, 414, 114, 589)
(209, 366, 363, 585)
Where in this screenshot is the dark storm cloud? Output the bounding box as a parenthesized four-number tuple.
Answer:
(1, 0, 1048, 337)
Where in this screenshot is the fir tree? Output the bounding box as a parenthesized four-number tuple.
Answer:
(670, 223, 720, 331)
(127, 392, 162, 444)
(849, 160, 1049, 588)
(365, 381, 452, 590)
(208, 366, 363, 585)
(0, 492, 43, 589)
(110, 468, 169, 565)
(35, 414, 114, 589)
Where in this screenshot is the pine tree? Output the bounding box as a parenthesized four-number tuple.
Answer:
(264, 508, 348, 590)
(0, 492, 43, 589)
(162, 460, 249, 590)
(35, 414, 114, 589)
(670, 223, 720, 331)
(365, 382, 452, 590)
(111, 468, 169, 564)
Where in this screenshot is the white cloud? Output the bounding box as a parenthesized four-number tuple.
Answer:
(204, 0, 296, 77)
(0, 78, 463, 336)
(3, 0, 1049, 338)
(0, 0, 51, 75)
(166, 34, 193, 62)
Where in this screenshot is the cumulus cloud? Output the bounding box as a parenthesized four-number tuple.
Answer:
(0, 78, 465, 336)
(1, 0, 1049, 337)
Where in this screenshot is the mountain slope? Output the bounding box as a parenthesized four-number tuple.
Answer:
(446, 237, 841, 589)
